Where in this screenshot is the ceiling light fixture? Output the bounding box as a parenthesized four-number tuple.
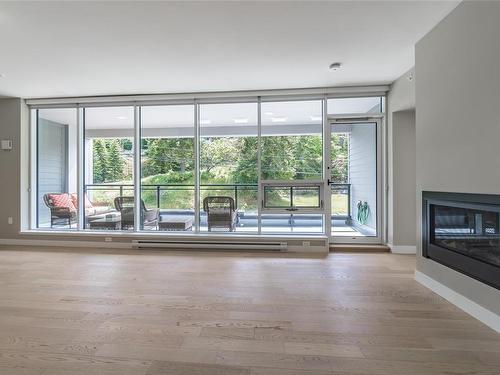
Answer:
(116, 116, 127, 120)
(271, 117, 287, 123)
(264, 112, 274, 116)
(233, 118, 249, 124)
(329, 62, 342, 71)
(200, 119, 211, 125)
(310, 115, 322, 121)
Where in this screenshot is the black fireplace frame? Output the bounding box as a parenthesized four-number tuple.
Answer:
(423, 191, 500, 290)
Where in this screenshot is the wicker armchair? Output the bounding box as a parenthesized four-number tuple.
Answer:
(203, 196, 237, 232)
(43, 193, 77, 228)
(114, 197, 159, 229)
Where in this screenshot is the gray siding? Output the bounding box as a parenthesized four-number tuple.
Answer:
(37, 119, 68, 226)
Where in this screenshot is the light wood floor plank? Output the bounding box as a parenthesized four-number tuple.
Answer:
(0, 246, 498, 375)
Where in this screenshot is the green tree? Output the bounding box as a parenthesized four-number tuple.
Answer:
(293, 135, 322, 180)
(200, 138, 239, 182)
(331, 134, 349, 183)
(106, 139, 125, 182)
(143, 138, 194, 177)
(232, 137, 258, 183)
(261, 136, 296, 180)
(92, 139, 108, 183)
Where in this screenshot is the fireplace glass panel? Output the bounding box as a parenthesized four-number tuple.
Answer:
(431, 204, 500, 267)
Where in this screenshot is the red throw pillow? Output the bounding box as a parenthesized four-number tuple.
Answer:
(48, 193, 76, 211)
(71, 193, 94, 209)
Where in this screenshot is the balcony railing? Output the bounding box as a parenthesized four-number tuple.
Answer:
(85, 182, 351, 219)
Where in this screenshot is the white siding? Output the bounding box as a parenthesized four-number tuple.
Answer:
(349, 123, 377, 231)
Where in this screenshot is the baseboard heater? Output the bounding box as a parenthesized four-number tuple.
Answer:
(132, 239, 287, 251)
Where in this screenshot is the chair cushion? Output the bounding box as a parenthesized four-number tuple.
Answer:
(71, 193, 93, 209)
(48, 193, 76, 212)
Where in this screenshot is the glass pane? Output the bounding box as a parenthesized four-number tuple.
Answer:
(431, 204, 500, 267)
(261, 100, 323, 180)
(331, 122, 377, 237)
(36, 108, 78, 229)
(140, 105, 194, 232)
(261, 214, 324, 234)
(84, 106, 134, 231)
(199, 102, 258, 233)
(293, 187, 321, 208)
(260, 100, 323, 233)
(264, 187, 291, 208)
(328, 97, 382, 114)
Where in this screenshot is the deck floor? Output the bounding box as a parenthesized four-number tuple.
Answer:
(0, 247, 498, 374)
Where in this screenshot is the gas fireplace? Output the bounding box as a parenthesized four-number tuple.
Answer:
(423, 191, 500, 290)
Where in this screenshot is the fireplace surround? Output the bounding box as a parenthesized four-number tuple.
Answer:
(423, 191, 500, 290)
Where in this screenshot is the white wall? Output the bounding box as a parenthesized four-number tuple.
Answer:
(416, 1, 500, 316)
(387, 68, 416, 251)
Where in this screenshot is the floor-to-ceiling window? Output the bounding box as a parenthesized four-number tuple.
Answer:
(260, 100, 324, 233)
(30, 91, 385, 242)
(140, 104, 195, 232)
(84, 106, 135, 231)
(199, 102, 258, 233)
(35, 108, 78, 229)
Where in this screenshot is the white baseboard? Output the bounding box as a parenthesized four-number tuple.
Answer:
(388, 244, 416, 254)
(415, 270, 500, 333)
(0, 238, 132, 249)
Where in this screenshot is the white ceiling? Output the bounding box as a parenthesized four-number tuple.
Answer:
(0, 1, 459, 99)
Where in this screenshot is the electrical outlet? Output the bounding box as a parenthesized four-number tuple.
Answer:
(105, 237, 113, 242)
(302, 241, 310, 247)
(7, 217, 13, 225)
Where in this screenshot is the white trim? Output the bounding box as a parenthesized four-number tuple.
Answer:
(257, 97, 262, 234)
(77, 107, 84, 230)
(133, 105, 141, 231)
(389, 244, 416, 254)
(0, 238, 132, 249)
(330, 117, 384, 244)
(25, 85, 389, 106)
(28, 108, 37, 230)
(323, 97, 331, 239)
(415, 270, 500, 333)
(194, 100, 200, 233)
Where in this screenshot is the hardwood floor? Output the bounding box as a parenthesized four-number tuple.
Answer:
(0, 246, 498, 375)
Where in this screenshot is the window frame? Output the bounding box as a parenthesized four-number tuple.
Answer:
(27, 88, 387, 240)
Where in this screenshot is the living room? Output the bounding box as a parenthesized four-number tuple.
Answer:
(0, 1, 499, 374)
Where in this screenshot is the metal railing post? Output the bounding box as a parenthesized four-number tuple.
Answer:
(156, 185, 161, 209)
(234, 185, 238, 209)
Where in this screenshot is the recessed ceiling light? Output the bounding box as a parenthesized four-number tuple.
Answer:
(200, 119, 211, 125)
(310, 115, 322, 121)
(116, 116, 127, 120)
(233, 118, 249, 124)
(271, 117, 287, 123)
(329, 62, 342, 71)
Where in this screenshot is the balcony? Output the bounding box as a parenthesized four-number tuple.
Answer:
(82, 182, 370, 235)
